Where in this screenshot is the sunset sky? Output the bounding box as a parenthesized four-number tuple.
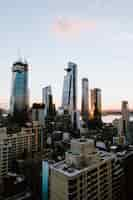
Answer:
(0, 0, 133, 110)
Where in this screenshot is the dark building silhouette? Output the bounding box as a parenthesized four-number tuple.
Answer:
(90, 88, 102, 127)
(81, 78, 89, 123)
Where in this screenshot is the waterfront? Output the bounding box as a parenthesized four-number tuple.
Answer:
(102, 114, 133, 123)
(102, 114, 121, 123)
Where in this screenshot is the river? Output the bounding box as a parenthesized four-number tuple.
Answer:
(102, 114, 133, 123)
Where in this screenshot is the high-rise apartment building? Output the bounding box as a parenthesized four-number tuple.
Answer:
(50, 138, 123, 200)
(0, 124, 44, 181)
(10, 60, 29, 123)
(81, 78, 89, 123)
(90, 88, 102, 122)
(62, 62, 77, 128)
(0, 128, 9, 179)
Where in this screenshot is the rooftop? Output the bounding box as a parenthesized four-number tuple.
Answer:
(51, 150, 115, 178)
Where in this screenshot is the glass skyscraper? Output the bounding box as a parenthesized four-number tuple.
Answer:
(90, 88, 102, 122)
(10, 60, 29, 122)
(42, 86, 52, 117)
(42, 86, 55, 118)
(42, 86, 52, 106)
(62, 62, 77, 129)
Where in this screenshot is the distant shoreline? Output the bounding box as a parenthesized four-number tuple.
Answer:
(102, 111, 133, 116)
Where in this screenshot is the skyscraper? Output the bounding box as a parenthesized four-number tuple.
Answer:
(42, 86, 54, 118)
(121, 101, 129, 137)
(10, 60, 29, 123)
(90, 88, 102, 123)
(62, 62, 77, 129)
(81, 78, 89, 123)
(31, 103, 45, 125)
(43, 86, 52, 107)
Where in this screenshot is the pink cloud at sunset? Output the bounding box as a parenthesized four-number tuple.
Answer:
(52, 17, 96, 37)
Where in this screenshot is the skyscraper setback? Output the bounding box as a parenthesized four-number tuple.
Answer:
(81, 78, 89, 123)
(10, 60, 29, 123)
(62, 62, 77, 128)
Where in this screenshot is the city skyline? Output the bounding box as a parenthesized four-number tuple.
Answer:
(0, 59, 132, 111)
(0, 0, 133, 109)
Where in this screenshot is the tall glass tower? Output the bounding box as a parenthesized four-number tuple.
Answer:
(81, 78, 89, 123)
(90, 88, 102, 123)
(62, 62, 77, 129)
(42, 86, 55, 118)
(10, 60, 29, 123)
(42, 86, 52, 117)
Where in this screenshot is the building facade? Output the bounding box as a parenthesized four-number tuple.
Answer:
(90, 88, 102, 123)
(0, 128, 9, 179)
(81, 78, 89, 123)
(42, 86, 54, 118)
(31, 103, 45, 125)
(121, 101, 129, 139)
(62, 62, 77, 129)
(0, 124, 44, 181)
(10, 60, 29, 122)
(50, 138, 123, 200)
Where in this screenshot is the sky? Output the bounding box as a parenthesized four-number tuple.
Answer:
(0, 0, 133, 110)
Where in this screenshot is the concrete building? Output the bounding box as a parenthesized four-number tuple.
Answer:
(110, 145, 133, 200)
(50, 138, 123, 200)
(0, 128, 9, 179)
(121, 101, 129, 140)
(81, 78, 89, 123)
(0, 124, 44, 181)
(112, 101, 130, 143)
(31, 103, 45, 125)
(112, 118, 122, 134)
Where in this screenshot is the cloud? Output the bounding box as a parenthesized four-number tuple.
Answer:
(52, 17, 96, 37)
